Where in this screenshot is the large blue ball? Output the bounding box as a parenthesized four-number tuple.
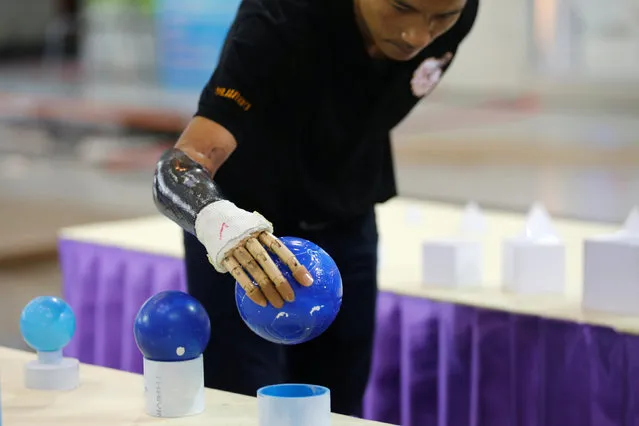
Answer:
(235, 236, 343, 345)
(20, 296, 76, 352)
(134, 290, 211, 362)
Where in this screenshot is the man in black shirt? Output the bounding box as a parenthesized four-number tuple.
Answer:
(153, 0, 478, 416)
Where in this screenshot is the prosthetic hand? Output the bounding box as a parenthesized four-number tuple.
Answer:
(153, 148, 313, 308)
(196, 200, 313, 308)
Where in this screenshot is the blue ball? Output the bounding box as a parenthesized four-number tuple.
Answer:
(134, 290, 211, 362)
(235, 236, 343, 345)
(20, 296, 76, 352)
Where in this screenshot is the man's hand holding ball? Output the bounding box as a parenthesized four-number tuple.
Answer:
(195, 200, 314, 308)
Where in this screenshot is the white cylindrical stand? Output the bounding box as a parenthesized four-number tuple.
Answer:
(258, 384, 330, 426)
(24, 350, 79, 391)
(143, 355, 204, 418)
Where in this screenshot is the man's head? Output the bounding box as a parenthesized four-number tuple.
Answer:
(355, 0, 467, 61)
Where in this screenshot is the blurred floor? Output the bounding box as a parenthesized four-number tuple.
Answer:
(0, 70, 638, 350)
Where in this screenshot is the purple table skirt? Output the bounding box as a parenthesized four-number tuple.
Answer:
(59, 239, 639, 426)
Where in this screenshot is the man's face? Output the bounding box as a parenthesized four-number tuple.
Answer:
(357, 0, 467, 61)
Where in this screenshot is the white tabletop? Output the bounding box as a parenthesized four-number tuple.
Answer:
(0, 346, 392, 425)
(58, 197, 639, 334)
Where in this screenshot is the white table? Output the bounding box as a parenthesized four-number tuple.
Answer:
(0, 346, 391, 425)
(57, 198, 639, 426)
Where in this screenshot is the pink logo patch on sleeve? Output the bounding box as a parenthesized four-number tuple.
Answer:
(410, 53, 452, 98)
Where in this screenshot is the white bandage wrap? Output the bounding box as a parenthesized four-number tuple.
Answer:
(194, 200, 273, 273)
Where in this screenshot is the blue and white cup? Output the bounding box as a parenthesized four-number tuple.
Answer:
(257, 384, 331, 426)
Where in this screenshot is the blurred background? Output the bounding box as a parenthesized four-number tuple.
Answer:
(0, 0, 637, 349)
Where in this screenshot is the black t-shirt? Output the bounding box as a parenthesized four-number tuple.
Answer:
(196, 0, 478, 226)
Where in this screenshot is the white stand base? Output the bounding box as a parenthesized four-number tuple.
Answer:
(421, 239, 483, 287)
(143, 355, 204, 418)
(582, 235, 639, 315)
(502, 238, 566, 294)
(24, 356, 79, 391)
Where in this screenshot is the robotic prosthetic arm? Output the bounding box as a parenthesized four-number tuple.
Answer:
(153, 147, 272, 273)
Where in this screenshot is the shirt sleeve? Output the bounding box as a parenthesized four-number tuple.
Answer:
(195, 0, 309, 144)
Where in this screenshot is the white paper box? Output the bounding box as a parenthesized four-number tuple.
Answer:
(582, 236, 639, 315)
(421, 239, 483, 287)
(502, 238, 566, 294)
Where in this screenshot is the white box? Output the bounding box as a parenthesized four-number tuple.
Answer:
(582, 235, 639, 315)
(502, 238, 566, 294)
(421, 239, 483, 287)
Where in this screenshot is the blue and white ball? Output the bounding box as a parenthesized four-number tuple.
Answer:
(134, 291, 211, 362)
(235, 236, 343, 345)
(20, 296, 76, 352)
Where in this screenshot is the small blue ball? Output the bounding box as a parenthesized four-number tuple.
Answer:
(235, 236, 343, 345)
(20, 296, 76, 352)
(134, 290, 211, 362)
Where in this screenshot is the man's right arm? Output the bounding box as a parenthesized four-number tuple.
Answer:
(153, 117, 237, 238)
(153, 0, 312, 236)
(154, 116, 306, 309)
(152, 0, 314, 307)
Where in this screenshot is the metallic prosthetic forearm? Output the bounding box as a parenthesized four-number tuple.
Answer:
(152, 148, 227, 235)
